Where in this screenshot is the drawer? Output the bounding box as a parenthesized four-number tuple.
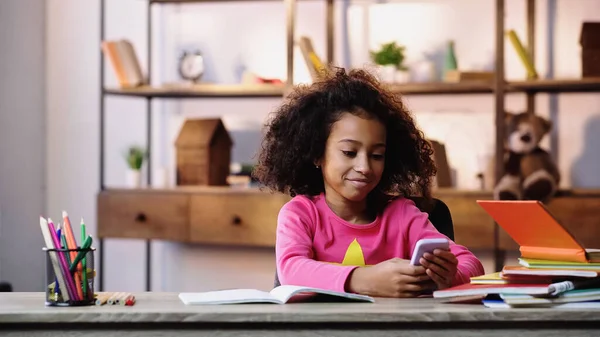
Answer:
(190, 192, 289, 247)
(97, 191, 190, 241)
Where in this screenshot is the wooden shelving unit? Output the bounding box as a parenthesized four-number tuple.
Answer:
(99, 0, 600, 292)
(104, 83, 285, 98)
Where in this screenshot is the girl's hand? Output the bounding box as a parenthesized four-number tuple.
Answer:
(419, 249, 458, 290)
(347, 258, 436, 298)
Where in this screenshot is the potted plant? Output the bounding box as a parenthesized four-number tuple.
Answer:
(370, 41, 410, 83)
(124, 145, 146, 188)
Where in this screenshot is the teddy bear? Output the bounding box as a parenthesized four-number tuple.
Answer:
(494, 112, 560, 203)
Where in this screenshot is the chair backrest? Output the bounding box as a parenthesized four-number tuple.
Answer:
(407, 197, 455, 240)
(0, 282, 12, 292)
(273, 197, 455, 288)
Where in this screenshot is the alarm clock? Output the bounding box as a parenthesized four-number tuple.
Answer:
(178, 51, 204, 83)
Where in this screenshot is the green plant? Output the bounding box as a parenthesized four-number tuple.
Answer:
(370, 41, 407, 70)
(125, 145, 146, 170)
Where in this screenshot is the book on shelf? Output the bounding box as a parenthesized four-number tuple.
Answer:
(101, 39, 145, 88)
(476, 200, 600, 264)
(506, 29, 538, 79)
(297, 36, 326, 82)
(443, 70, 494, 83)
(179, 285, 374, 305)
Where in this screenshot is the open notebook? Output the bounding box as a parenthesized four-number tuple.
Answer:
(179, 285, 375, 305)
(476, 200, 600, 263)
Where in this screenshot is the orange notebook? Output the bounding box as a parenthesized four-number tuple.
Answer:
(476, 200, 600, 263)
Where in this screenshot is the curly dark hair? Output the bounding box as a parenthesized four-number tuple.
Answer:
(253, 67, 437, 211)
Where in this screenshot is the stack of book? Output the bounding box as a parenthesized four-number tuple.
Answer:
(433, 200, 600, 308)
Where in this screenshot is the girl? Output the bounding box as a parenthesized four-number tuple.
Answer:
(253, 68, 484, 298)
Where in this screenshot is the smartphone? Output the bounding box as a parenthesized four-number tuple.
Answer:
(409, 238, 450, 266)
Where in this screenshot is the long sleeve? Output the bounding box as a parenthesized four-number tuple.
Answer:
(403, 201, 485, 286)
(275, 200, 358, 292)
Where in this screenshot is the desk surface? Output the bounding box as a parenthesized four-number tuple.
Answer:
(1, 292, 599, 324)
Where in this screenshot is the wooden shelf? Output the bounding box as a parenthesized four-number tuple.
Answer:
(387, 82, 494, 95)
(150, 0, 280, 3)
(104, 82, 497, 98)
(103, 79, 600, 99)
(104, 83, 285, 98)
(508, 77, 600, 93)
(389, 78, 600, 95)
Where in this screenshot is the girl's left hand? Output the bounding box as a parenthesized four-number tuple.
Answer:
(419, 249, 458, 290)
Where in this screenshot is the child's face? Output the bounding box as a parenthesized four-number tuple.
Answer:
(318, 112, 386, 204)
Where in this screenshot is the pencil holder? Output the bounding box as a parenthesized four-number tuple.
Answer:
(44, 247, 95, 306)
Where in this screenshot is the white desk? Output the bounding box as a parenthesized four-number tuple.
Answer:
(1, 292, 599, 337)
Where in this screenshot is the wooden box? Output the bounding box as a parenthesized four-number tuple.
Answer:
(175, 118, 233, 186)
(580, 22, 600, 77)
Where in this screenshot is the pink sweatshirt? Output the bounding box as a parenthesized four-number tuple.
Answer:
(275, 194, 484, 293)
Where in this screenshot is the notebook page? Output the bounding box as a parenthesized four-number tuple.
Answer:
(179, 289, 278, 305)
(270, 285, 375, 303)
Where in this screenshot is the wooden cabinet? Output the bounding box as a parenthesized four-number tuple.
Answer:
(97, 188, 290, 248)
(97, 188, 600, 251)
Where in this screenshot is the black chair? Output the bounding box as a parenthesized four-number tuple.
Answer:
(0, 282, 12, 292)
(273, 197, 455, 288)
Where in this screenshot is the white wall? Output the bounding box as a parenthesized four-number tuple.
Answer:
(41, 0, 600, 293)
(0, 0, 46, 290)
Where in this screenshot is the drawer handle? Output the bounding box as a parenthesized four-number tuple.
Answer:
(232, 215, 242, 226)
(135, 213, 147, 223)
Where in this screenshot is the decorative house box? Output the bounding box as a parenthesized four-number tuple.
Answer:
(580, 22, 600, 77)
(175, 118, 233, 186)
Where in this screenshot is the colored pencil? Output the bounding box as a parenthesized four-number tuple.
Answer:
(59, 228, 72, 265)
(62, 212, 85, 300)
(62, 211, 78, 262)
(121, 294, 135, 306)
(39, 217, 71, 302)
(48, 218, 79, 301)
(59, 226, 84, 300)
(55, 228, 62, 300)
(93, 292, 136, 306)
(81, 218, 88, 298)
(95, 293, 111, 306)
(107, 292, 123, 305)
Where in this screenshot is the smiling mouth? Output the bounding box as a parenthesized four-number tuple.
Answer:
(347, 179, 371, 187)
